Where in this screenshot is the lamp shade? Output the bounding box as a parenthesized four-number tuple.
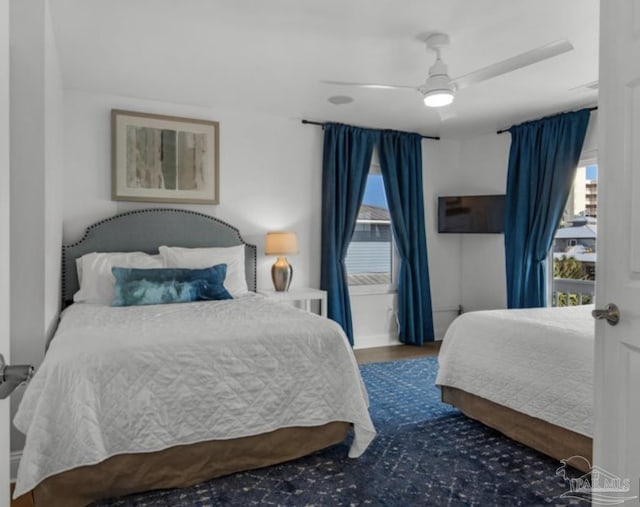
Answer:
(265, 231, 299, 256)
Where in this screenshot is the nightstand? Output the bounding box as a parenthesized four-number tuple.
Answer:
(258, 287, 328, 317)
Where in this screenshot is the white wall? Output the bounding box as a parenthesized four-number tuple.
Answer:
(10, 0, 47, 454)
(63, 90, 324, 294)
(423, 138, 466, 336)
(0, 0, 11, 498)
(44, 0, 64, 343)
(457, 133, 511, 312)
(419, 132, 510, 332)
(581, 110, 599, 163)
(9, 0, 64, 453)
(351, 292, 398, 348)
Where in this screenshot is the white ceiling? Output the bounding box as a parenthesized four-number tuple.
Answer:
(49, 0, 599, 138)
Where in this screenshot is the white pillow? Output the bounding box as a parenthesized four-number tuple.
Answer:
(76, 254, 162, 286)
(73, 251, 163, 305)
(158, 244, 248, 298)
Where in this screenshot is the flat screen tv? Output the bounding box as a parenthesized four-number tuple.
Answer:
(438, 194, 505, 234)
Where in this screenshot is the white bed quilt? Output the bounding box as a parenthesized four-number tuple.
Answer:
(13, 296, 376, 497)
(436, 305, 594, 437)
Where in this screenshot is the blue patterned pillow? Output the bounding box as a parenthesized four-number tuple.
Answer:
(112, 265, 232, 307)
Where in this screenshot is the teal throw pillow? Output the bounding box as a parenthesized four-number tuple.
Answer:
(112, 265, 232, 307)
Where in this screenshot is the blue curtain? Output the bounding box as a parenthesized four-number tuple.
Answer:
(504, 109, 590, 308)
(378, 130, 434, 345)
(320, 123, 377, 344)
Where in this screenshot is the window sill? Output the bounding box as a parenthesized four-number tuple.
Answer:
(348, 285, 397, 296)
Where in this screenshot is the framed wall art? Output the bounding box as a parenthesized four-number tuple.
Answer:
(111, 109, 219, 204)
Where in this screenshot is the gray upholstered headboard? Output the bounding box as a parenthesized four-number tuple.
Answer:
(62, 208, 257, 306)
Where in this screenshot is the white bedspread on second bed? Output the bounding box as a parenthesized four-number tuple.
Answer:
(13, 296, 376, 497)
(436, 305, 594, 437)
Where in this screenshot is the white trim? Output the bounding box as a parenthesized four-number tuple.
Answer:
(10, 451, 21, 482)
(353, 307, 458, 347)
(349, 285, 396, 296)
(432, 306, 460, 314)
(353, 333, 401, 350)
(356, 219, 390, 224)
(579, 149, 598, 167)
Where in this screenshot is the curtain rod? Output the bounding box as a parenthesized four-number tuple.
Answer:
(301, 119, 440, 140)
(496, 106, 598, 135)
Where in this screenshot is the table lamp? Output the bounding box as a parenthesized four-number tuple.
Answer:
(265, 231, 298, 291)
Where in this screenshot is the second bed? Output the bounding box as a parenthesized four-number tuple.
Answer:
(436, 304, 594, 471)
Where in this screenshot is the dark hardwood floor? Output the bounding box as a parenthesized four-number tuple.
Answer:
(10, 484, 32, 507)
(354, 341, 441, 365)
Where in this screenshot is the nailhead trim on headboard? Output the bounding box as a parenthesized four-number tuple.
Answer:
(61, 208, 258, 307)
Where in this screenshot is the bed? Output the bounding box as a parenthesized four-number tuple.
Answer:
(436, 304, 593, 473)
(13, 209, 376, 506)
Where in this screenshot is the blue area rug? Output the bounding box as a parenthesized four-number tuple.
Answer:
(96, 356, 585, 506)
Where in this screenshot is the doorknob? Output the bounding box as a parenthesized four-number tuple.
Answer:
(0, 354, 34, 399)
(591, 303, 620, 326)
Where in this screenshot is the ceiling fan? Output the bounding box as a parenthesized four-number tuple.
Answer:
(322, 32, 574, 109)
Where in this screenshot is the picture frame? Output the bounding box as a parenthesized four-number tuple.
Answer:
(111, 109, 219, 204)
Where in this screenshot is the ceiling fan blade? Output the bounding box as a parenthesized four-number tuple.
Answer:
(451, 39, 574, 90)
(569, 80, 599, 92)
(321, 80, 418, 91)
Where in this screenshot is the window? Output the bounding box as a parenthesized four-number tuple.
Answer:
(345, 165, 396, 290)
(551, 163, 597, 306)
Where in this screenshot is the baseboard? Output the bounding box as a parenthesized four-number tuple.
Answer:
(353, 333, 401, 350)
(10, 451, 21, 482)
(353, 310, 456, 349)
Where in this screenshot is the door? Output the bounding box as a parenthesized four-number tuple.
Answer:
(0, 0, 11, 503)
(594, 0, 640, 500)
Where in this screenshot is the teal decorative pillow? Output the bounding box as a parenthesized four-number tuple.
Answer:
(112, 265, 232, 307)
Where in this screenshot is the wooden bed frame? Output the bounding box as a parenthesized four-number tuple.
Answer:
(20, 209, 351, 506)
(32, 422, 350, 507)
(441, 386, 592, 473)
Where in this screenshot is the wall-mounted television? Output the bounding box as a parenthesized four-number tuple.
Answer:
(438, 194, 505, 234)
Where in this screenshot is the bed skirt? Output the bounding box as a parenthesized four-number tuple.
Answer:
(441, 386, 592, 473)
(26, 422, 351, 507)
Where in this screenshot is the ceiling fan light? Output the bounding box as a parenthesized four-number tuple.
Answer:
(422, 73, 454, 107)
(423, 89, 454, 107)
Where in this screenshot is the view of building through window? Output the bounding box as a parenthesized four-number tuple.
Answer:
(552, 164, 597, 306)
(345, 172, 393, 286)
